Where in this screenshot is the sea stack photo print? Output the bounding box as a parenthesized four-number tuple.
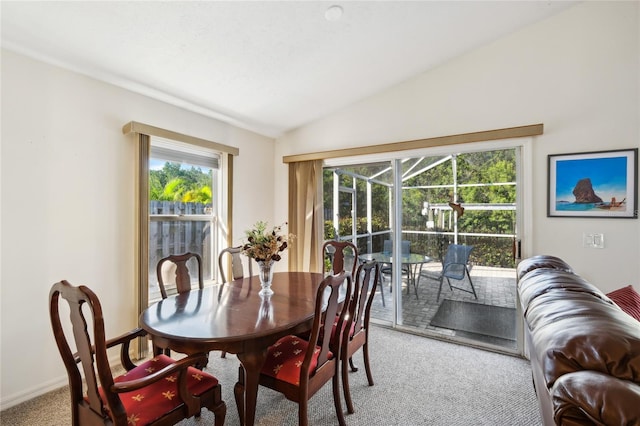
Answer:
(548, 148, 638, 218)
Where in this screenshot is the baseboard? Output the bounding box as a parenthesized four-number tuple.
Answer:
(0, 374, 68, 411)
(1, 352, 128, 411)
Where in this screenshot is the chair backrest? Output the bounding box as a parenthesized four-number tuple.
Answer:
(307, 271, 353, 374)
(50, 280, 134, 424)
(156, 252, 203, 299)
(348, 260, 380, 339)
(218, 246, 253, 283)
(442, 244, 474, 280)
(323, 240, 358, 276)
(383, 239, 410, 255)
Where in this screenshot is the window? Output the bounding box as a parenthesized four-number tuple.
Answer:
(123, 121, 238, 340)
(148, 138, 220, 301)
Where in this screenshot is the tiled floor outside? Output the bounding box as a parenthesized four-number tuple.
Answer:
(367, 261, 518, 351)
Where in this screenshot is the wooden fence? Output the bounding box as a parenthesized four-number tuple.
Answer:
(149, 201, 213, 282)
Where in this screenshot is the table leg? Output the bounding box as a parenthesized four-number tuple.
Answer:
(236, 348, 268, 426)
(407, 264, 421, 299)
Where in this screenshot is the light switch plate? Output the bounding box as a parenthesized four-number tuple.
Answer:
(583, 233, 605, 248)
(592, 233, 604, 248)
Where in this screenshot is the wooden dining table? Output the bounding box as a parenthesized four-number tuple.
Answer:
(139, 271, 325, 426)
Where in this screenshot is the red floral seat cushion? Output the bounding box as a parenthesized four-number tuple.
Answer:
(607, 285, 640, 322)
(95, 355, 218, 425)
(261, 335, 333, 386)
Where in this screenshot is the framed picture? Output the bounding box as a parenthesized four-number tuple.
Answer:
(548, 148, 638, 218)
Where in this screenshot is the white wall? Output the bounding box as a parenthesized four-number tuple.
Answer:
(0, 50, 275, 408)
(276, 1, 640, 288)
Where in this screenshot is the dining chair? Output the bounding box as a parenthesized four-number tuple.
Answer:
(419, 243, 477, 301)
(323, 240, 358, 276)
(217, 245, 253, 358)
(156, 252, 204, 299)
(49, 280, 226, 426)
(294, 240, 358, 343)
(233, 271, 353, 426)
(218, 245, 253, 283)
(155, 252, 205, 360)
(341, 259, 380, 414)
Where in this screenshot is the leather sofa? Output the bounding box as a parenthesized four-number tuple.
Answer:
(516, 255, 640, 425)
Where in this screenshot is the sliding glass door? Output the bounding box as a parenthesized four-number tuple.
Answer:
(323, 144, 523, 354)
(323, 162, 393, 261)
(398, 149, 520, 351)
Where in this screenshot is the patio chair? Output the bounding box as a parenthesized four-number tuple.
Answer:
(419, 243, 477, 301)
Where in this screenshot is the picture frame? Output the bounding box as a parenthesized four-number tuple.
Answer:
(548, 148, 638, 218)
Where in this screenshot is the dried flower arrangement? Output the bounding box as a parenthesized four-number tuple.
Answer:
(242, 221, 294, 262)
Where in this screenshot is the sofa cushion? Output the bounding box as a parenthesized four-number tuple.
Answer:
(521, 269, 640, 389)
(516, 255, 573, 282)
(517, 268, 610, 314)
(525, 282, 640, 389)
(552, 371, 640, 425)
(606, 285, 640, 321)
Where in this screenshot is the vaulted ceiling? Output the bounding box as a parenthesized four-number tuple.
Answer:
(1, 1, 578, 137)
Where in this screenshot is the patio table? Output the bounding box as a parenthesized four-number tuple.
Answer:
(360, 252, 432, 298)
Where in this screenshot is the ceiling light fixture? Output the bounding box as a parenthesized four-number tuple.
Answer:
(325, 5, 343, 22)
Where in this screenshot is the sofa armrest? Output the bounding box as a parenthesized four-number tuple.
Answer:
(516, 255, 573, 282)
(552, 371, 640, 426)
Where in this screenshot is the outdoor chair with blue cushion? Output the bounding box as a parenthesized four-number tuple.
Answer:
(420, 244, 477, 301)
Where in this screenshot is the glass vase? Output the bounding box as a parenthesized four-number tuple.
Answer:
(257, 259, 275, 296)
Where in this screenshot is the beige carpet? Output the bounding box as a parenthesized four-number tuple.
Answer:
(0, 325, 541, 425)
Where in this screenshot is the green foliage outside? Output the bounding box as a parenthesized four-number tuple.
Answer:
(151, 152, 518, 267)
(324, 216, 389, 240)
(324, 150, 518, 268)
(150, 162, 213, 204)
(323, 167, 391, 247)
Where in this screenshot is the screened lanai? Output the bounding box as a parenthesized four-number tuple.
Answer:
(323, 148, 521, 353)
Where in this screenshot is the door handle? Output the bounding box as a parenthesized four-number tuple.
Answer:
(513, 239, 522, 261)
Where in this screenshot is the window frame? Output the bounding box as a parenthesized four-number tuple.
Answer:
(123, 121, 238, 357)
